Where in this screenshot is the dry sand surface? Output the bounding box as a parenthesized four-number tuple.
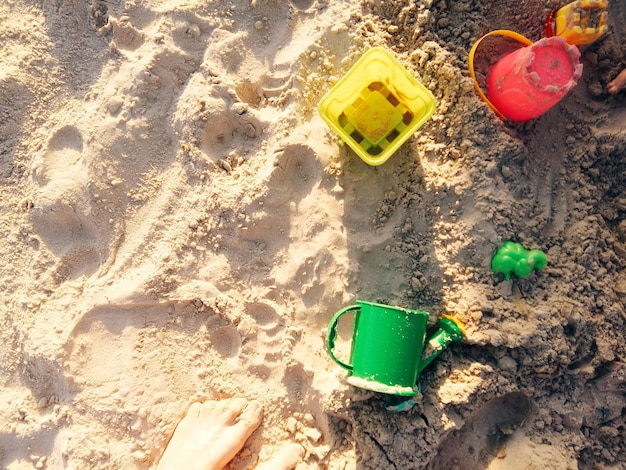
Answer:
(1, 0, 626, 469)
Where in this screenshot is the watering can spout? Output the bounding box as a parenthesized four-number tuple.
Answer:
(417, 315, 466, 374)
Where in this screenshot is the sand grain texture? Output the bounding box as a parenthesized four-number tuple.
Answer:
(1, 0, 625, 469)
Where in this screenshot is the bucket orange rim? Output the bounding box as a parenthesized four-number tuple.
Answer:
(468, 29, 533, 120)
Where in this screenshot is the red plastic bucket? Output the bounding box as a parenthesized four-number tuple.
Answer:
(486, 36, 582, 121)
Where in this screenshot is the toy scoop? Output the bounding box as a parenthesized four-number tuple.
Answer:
(547, 0, 609, 46)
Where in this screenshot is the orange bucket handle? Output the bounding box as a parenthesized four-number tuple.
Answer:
(468, 30, 533, 120)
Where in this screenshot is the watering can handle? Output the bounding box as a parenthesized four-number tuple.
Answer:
(326, 304, 361, 371)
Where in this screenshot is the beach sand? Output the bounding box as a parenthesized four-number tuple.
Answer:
(1, 0, 625, 468)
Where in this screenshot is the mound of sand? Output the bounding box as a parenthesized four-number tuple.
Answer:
(1, 0, 625, 468)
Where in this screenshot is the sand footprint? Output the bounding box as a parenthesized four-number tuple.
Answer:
(61, 302, 231, 467)
(283, 363, 313, 405)
(427, 392, 531, 470)
(290, 0, 315, 11)
(263, 144, 320, 208)
(235, 68, 295, 108)
(64, 302, 219, 403)
(19, 354, 69, 409)
(244, 302, 313, 404)
(194, 85, 260, 162)
(245, 301, 283, 334)
(30, 126, 101, 280)
(242, 301, 293, 379)
(33, 125, 84, 186)
(209, 325, 242, 359)
(206, 302, 283, 369)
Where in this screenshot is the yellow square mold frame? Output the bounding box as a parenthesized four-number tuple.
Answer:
(318, 47, 436, 166)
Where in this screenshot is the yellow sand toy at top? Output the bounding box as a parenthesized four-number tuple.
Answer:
(555, 0, 608, 46)
(318, 47, 436, 166)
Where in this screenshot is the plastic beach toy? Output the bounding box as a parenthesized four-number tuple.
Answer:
(326, 300, 465, 397)
(486, 36, 582, 121)
(318, 47, 436, 166)
(546, 0, 609, 46)
(469, 32, 583, 121)
(491, 241, 547, 280)
(382, 314, 466, 412)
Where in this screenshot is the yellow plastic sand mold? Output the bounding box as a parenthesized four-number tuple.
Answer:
(555, 0, 608, 46)
(318, 47, 436, 166)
